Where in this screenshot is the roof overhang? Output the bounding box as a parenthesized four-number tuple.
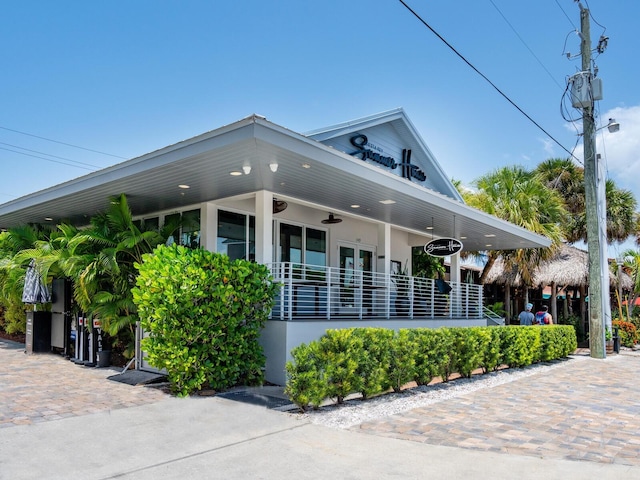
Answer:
(0, 115, 550, 252)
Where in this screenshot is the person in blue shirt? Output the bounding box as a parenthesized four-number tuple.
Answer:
(534, 305, 553, 325)
(518, 303, 535, 325)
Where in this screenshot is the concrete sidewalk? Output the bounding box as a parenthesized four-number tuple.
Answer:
(0, 339, 638, 479)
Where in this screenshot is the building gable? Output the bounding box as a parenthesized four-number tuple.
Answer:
(306, 108, 463, 201)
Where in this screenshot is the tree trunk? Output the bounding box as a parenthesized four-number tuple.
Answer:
(479, 254, 496, 284)
(504, 284, 512, 324)
(551, 281, 558, 323)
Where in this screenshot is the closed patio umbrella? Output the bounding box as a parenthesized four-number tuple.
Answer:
(22, 259, 51, 305)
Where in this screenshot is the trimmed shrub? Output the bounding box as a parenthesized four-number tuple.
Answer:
(318, 329, 363, 404)
(133, 245, 278, 397)
(388, 329, 416, 392)
(283, 325, 577, 408)
(285, 342, 326, 411)
(434, 328, 457, 382)
(352, 328, 394, 399)
(408, 328, 442, 386)
(500, 326, 540, 367)
(480, 327, 502, 373)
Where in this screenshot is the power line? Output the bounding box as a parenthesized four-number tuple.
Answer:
(397, 0, 578, 161)
(488, 0, 564, 91)
(555, 0, 578, 30)
(0, 146, 95, 171)
(0, 141, 101, 170)
(0, 125, 127, 159)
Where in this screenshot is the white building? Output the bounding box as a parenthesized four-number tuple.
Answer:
(0, 109, 550, 384)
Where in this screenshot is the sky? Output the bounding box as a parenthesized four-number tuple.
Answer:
(2, 0, 639, 257)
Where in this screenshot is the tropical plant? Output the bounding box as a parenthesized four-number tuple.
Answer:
(463, 166, 567, 286)
(133, 244, 279, 396)
(391, 261, 410, 296)
(536, 158, 637, 243)
(13, 194, 176, 355)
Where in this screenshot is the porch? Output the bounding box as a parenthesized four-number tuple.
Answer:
(268, 262, 484, 321)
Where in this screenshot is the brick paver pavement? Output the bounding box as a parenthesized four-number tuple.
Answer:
(354, 352, 640, 466)
(0, 339, 168, 428)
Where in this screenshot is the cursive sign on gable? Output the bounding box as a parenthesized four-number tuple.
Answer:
(350, 134, 426, 183)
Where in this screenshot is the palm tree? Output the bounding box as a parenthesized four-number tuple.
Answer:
(536, 158, 637, 243)
(15, 194, 177, 355)
(464, 166, 567, 285)
(463, 166, 567, 321)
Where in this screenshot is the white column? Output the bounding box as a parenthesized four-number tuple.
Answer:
(377, 223, 391, 274)
(200, 202, 218, 252)
(377, 223, 391, 318)
(255, 190, 273, 264)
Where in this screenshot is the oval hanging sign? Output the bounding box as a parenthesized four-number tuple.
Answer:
(424, 238, 463, 257)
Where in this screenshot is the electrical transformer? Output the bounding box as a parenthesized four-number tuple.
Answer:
(569, 71, 603, 108)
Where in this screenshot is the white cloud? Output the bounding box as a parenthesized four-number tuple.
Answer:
(573, 104, 640, 202)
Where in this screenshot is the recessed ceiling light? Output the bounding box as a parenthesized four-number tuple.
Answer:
(351, 204, 360, 208)
(460, 236, 467, 239)
(301, 163, 311, 169)
(178, 184, 190, 189)
(425, 226, 434, 230)
(485, 244, 492, 247)
(44, 217, 53, 221)
(230, 171, 242, 176)
(484, 234, 496, 238)
(379, 199, 396, 205)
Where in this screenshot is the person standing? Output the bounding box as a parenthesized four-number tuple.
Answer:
(534, 305, 553, 325)
(518, 303, 535, 326)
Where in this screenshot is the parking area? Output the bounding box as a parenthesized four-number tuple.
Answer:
(0, 339, 168, 428)
(2, 336, 640, 471)
(354, 351, 640, 466)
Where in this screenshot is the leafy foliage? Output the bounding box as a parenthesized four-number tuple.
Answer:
(133, 244, 278, 396)
(285, 325, 576, 407)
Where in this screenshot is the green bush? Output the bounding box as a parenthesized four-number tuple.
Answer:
(388, 329, 416, 392)
(433, 328, 456, 382)
(284, 325, 577, 408)
(480, 327, 502, 373)
(452, 327, 490, 378)
(499, 326, 540, 367)
(408, 328, 442, 386)
(352, 328, 393, 399)
(0, 301, 27, 334)
(318, 329, 363, 404)
(133, 245, 278, 397)
(284, 342, 326, 411)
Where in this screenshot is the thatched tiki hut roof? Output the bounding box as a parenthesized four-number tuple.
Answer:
(484, 243, 631, 289)
(484, 243, 632, 325)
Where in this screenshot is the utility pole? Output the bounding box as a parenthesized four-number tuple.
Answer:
(579, 3, 606, 358)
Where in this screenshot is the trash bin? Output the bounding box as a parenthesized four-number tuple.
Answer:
(25, 311, 52, 354)
(96, 350, 111, 368)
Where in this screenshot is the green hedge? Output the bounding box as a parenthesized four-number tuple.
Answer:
(133, 245, 279, 397)
(285, 325, 577, 411)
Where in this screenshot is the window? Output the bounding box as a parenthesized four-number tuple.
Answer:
(217, 210, 255, 261)
(164, 209, 201, 248)
(279, 223, 327, 277)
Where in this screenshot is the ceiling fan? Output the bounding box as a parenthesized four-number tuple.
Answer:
(273, 198, 288, 214)
(321, 213, 342, 224)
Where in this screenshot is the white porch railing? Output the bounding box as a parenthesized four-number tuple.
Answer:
(267, 262, 483, 321)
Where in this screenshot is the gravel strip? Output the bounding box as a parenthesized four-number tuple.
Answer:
(297, 356, 588, 429)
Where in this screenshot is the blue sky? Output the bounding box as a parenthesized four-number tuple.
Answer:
(2, 0, 638, 256)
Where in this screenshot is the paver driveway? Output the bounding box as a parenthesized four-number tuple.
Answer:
(354, 352, 640, 466)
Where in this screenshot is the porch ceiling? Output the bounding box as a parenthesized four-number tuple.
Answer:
(0, 116, 549, 252)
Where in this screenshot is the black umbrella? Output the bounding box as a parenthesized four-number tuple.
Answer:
(22, 259, 51, 304)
